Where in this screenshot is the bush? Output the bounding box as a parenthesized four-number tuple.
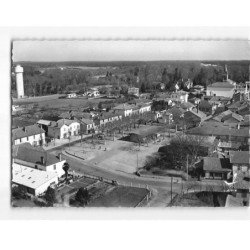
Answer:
(44, 186, 57, 206)
(75, 187, 91, 206)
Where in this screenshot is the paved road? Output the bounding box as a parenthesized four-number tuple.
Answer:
(50, 149, 224, 207)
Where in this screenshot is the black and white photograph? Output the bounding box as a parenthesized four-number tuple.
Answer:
(11, 39, 250, 208)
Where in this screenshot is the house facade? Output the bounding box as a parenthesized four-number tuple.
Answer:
(12, 124, 46, 146)
(230, 151, 250, 177)
(47, 119, 80, 139)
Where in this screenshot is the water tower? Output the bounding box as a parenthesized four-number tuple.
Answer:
(14, 65, 24, 98)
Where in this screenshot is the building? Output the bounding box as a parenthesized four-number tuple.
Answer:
(206, 81, 236, 98)
(13, 143, 66, 177)
(47, 119, 80, 139)
(67, 93, 77, 98)
(37, 120, 52, 134)
(15, 65, 24, 98)
(113, 104, 134, 117)
(230, 151, 250, 177)
(203, 157, 231, 180)
(198, 100, 216, 115)
(128, 87, 139, 97)
(77, 118, 95, 134)
(12, 162, 59, 196)
(170, 91, 189, 103)
(87, 90, 100, 97)
(187, 122, 250, 147)
(12, 124, 46, 146)
(183, 109, 207, 128)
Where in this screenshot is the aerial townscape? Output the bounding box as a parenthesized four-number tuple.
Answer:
(11, 59, 250, 207)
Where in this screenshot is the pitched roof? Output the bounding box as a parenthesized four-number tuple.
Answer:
(168, 106, 186, 117)
(207, 82, 235, 89)
(199, 100, 212, 109)
(12, 163, 58, 190)
(12, 124, 45, 140)
(49, 119, 78, 128)
(13, 143, 64, 166)
(113, 104, 134, 110)
(37, 120, 52, 126)
(179, 102, 195, 110)
(79, 118, 94, 125)
(187, 122, 250, 138)
(203, 157, 231, 172)
(184, 109, 207, 120)
(231, 151, 250, 165)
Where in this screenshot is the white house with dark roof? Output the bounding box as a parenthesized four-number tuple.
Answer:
(47, 119, 80, 139)
(13, 143, 66, 177)
(12, 162, 59, 196)
(230, 151, 250, 177)
(12, 124, 45, 146)
(113, 104, 134, 117)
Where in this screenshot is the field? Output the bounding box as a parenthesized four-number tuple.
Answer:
(13, 95, 110, 110)
(88, 186, 149, 207)
(171, 192, 228, 207)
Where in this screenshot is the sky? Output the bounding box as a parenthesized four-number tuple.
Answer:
(13, 40, 250, 62)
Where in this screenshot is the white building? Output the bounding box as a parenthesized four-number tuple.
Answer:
(12, 124, 46, 146)
(128, 87, 139, 97)
(47, 119, 80, 139)
(67, 93, 77, 98)
(15, 65, 24, 99)
(206, 81, 236, 98)
(171, 91, 189, 103)
(13, 143, 66, 178)
(12, 163, 59, 196)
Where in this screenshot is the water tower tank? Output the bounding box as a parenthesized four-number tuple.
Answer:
(15, 65, 24, 98)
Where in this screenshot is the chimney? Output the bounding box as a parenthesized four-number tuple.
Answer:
(41, 156, 44, 165)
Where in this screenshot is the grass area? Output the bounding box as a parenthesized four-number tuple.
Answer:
(12, 199, 39, 207)
(14, 95, 110, 109)
(171, 191, 228, 207)
(88, 186, 149, 207)
(69, 178, 97, 189)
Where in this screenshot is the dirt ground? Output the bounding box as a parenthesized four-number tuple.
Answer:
(67, 134, 171, 174)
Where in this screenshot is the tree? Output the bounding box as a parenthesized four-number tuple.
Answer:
(44, 186, 57, 206)
(75, 187, 91, 206)
(63, 162, 70, 179)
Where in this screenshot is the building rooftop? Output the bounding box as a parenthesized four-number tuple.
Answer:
(37, 120, 52, 126)
(187, 122, 250, 138)
(12, 163, 58, 190)
(231, 151, 250, 165)
(207, 82, 235, 89)
(203, 157, 231, 172)
(13, 143, 64, 166)
(12, 124, 45, 140)
(113, 104, 135, 110)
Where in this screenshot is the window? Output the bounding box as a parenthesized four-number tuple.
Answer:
(53, 165, 56, 170)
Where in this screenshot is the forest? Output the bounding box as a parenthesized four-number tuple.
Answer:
(11, 60, 250, 97)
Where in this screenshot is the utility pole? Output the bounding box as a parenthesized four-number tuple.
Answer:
(186, 154, 189, 181)
(136, 149, 139, 169)
(170, 176, 173, 203)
